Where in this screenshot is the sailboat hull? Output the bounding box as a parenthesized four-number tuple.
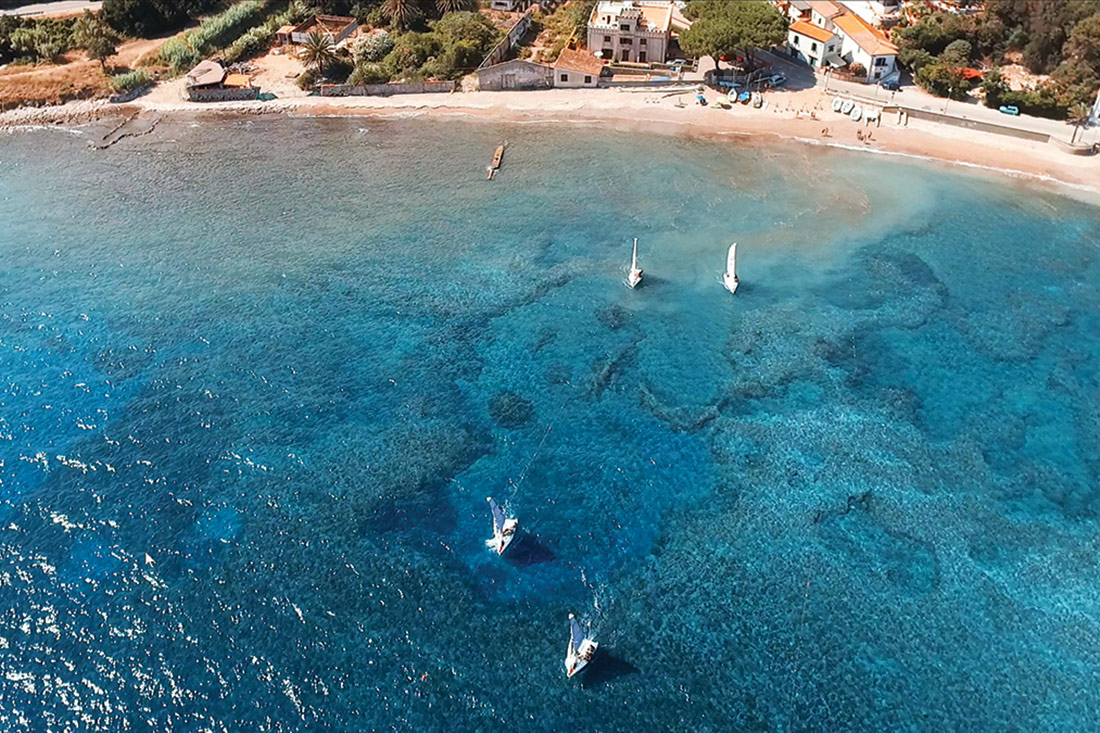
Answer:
(627, 269, 642, 289)
(723, 273, 739, 294)
(565, 640, 598, 678)
(486, 518, 518, 555)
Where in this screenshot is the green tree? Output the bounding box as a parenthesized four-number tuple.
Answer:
(892, 11, 970, 56)
(940, 38, 972, 66)
(981, 66, 1009, 108)
(431, 10, 498, 55)
(898, 47, 935, 72)
(383, 0, 424, 30)
(680, 1, 786, 68)
(72, 10, 119, 70)
(1050, 58, 1099, 107)
(915, 62, 970, 99)
(101, 0, 209, 37)
(300, 29, 337, 79)
(1067, 102, 1091, 144)
(385, 31, 442, 76)
(1066, 14, 1100, 70)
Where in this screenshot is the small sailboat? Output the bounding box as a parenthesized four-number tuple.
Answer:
(564, 614, 598, 678)
(841, 99, 854, 115)
(627, 237, 643, 289)
(849, 104, 863, 122)
(485, 496, 517, 555)
(831, 96, 843, 112)
(723, 242, 739, 294)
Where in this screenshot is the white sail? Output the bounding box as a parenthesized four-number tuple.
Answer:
(627, 237, 642, 288)
(487, 497, 505, 535)
(723, 242, 739, 294)
(570, 614, 585, 653)
(485, 496, 517, 555)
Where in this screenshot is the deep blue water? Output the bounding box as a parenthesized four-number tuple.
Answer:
(2, 116, 1100, 730)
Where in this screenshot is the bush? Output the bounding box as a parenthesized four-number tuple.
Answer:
(848, 62, 865, 77)
(224, 25, 274, 63)
(157, 1, 266, 73)
(354, 29, 394, 64)
(348, 62, 390, 85)
(188, 1, 265, 55)
(323, 52, 354, 82)
(110, 68, 151, 93)
(296, 67, 317, 89)
(223, 2, 309, 63)
(8, 19, 75, 62)
(157, 34, 200, 72)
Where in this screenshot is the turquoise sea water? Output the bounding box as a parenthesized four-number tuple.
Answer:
(2, 116, 1100, 730)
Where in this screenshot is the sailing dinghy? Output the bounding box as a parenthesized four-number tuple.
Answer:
(564, 614, 598, 678)
(723, 242, 739, 294)
(627, 237, 643, 289)
(485, 497, 518, 555)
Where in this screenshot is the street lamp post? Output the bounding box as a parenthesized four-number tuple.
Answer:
(943, 85, 952, 114)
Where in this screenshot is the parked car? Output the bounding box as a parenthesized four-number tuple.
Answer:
(880, 77, 900, 91)
(759, 72, 787, 87)
(999, 105, 1020, 116)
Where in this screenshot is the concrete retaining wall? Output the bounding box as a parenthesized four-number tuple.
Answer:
(899, 106, 1051, 142)
(321, 81, 456, 96)
(186, 86, 260, 102)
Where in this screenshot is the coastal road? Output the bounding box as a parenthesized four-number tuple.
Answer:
(0, 1, 102, 16)
(756, 49, 1096, 146)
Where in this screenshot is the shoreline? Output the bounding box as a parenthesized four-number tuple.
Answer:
(2, 87, 1097, 202)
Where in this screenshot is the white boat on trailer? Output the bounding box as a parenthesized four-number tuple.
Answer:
(485, 497, 517, 555)
(564, 614, 598, 678)
(627, 237, 643, 289)
(723, 242, 739, 294)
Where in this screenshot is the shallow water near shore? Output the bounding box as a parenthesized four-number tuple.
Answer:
(2, 116, 1100, 730)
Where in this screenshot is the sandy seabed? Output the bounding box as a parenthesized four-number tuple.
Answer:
(2, 83, 1097, 201)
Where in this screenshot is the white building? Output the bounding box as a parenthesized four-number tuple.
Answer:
(587, 1, 673, 64)
(787, 19, 838, 69)
(786, 1, 897, 81)
(832, 10, 898, 81)
(840, 0, 901, 28)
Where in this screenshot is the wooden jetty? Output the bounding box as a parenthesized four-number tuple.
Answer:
(486, 142, 507, 180)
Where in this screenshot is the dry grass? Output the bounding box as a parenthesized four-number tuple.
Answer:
(0, 53, 109, 108)
(0, 35, 171, 109)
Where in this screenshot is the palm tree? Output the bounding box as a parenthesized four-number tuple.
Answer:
(384, 0, 423, 30)
(436, 0, 474, 13)
(1068, 102, 1091, 145)
(300, 30, 337, 80)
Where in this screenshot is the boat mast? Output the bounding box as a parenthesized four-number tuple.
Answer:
(631, 238, 638, 271)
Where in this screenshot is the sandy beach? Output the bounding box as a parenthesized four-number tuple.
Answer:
(3, 81, 1096, 198)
